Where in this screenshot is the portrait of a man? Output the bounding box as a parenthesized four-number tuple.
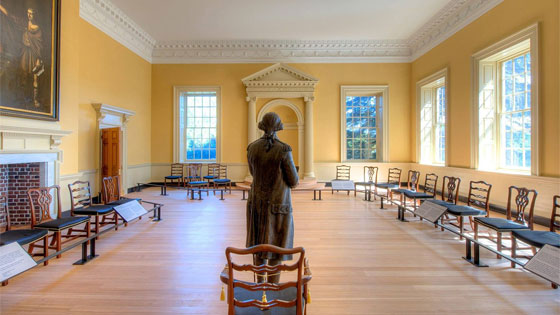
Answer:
(0, 0, 60, 121)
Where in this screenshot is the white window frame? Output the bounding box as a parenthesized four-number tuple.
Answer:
(416, 68, 449, 166)
(471, 23, 539, 175)
(340, 85, 389, 162)
(173, 86, 221, 163)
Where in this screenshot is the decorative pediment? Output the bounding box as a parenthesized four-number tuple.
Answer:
(242, 64, 318, 90)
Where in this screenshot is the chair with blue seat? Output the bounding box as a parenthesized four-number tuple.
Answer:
(185, 163, 209, 196)
(402, 173, 439, 212)
(102, 176, 143, 206)
(69, 180, 118, 236)
(441, 181, 492, 239)
(430, 176, 461, 208)
(474, 186, 537, 259)
(390, 170, 420, 207)
(214, 164, 232, 194)
(0, 195, 49, 285)
(511, 195, 560, 287)
(27, 185, 90, 259)
(204, 163, 220, 185)
(164, 163, 185, 188)
(219, 244, 312, 315)
(373, 167, 402, 201)
(354, 166, 378, 198)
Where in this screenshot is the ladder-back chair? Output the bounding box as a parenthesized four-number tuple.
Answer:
(69, 180, 118, 236)
(332, 165, 351, 194)
(220, 245, 312, 315)
(443, 181, 491, 239)
(164, 163, 185, 188)
(27, 186, 90, 259)
(402, 173, 438, 211)
(474, 186, 537, 258)
(214, 164, 232, 194)
(354, 166, 378, 197)
(185, 163, 209, 195)
(373, 168, 402, 200)
(390, 170, 420, 205)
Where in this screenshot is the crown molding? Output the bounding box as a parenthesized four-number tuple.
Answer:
(79, 0, 156, 62)
(151, 40, 411, 64)
(79, 0, 503, 64)
(408, 0, 504, 61)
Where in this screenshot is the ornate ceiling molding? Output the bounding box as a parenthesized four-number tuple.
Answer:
(152, 40, 411, 64)
(79, 0, 156, 62)
(79, 0, 504, 64)
(408, 0, 504, 60)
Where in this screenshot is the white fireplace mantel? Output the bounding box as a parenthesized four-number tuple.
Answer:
(0, 124, 72, 161)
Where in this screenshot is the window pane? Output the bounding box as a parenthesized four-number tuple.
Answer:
(514, 56, 524, 74)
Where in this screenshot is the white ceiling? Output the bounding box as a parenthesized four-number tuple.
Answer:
(110, 0, 452, 41)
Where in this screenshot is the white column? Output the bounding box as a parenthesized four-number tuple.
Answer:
(304, 96, 315, 179)
(246, 96, 257, 181)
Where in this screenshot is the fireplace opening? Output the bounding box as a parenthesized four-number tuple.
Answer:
(0, 162, 46, 227)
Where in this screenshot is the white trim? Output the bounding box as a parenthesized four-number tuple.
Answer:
(173, 86, 222, 163)
(471, 23, 539, 175)
(79, 0, 156, 62)
(340, 85, 389, 163)
(415, 68, 449, 166)
(409, 0, 504, 60)
(79, 0, 503, 64)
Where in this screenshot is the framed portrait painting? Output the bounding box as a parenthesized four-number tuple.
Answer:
(0, 0, 60, 121)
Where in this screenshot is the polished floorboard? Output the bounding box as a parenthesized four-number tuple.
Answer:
(0, 187, 558, 314)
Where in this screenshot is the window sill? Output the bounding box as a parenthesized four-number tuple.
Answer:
(479, 167, 531, 176)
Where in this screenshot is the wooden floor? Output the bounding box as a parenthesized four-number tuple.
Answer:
(1, 188, 558, 314)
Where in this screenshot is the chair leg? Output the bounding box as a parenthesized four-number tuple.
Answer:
(474, 221, 479, 240)
(511, 236, 517, 268)
(56, 232, 62, 259)
(497, 232, 502, 259)
(459, 216, 464, 240)
(43, 236, 49, 266)
(95, 215, 100, 240)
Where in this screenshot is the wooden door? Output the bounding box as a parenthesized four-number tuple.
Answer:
(101, 127, 121, 184)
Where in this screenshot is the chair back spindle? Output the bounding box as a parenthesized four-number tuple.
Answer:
(336, 165, 351, 180)
(423, 173, 438, 197)
(467, 181, 492, 215)
(363, 166, 378, 184)
(551, 195, 560, 232)
(387, 168, 402, 186)
(441, 176, 461, 204)
(506, 186, 537, 230)
(170, 163, 184, 177)
(406, 170, 420, 191)
(27, 185, 61, 228)
(68, 181, 93, 214)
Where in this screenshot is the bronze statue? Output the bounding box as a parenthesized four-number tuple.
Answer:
(246, 112, 299, 283)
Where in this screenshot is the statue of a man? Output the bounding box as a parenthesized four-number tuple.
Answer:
(246, 112, 299, 283)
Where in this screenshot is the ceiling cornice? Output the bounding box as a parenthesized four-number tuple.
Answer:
(408, 0, 504, 60)
(79, 0, 504, 64)
(79, 0, 156, 62)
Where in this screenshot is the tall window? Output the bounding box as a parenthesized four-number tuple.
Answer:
(174, 86, 220, 163)
(472, 24, 538, 175)
(340, 86, 387, 162)
(499, 52, 531, 169)
(417, 69, 447, 165)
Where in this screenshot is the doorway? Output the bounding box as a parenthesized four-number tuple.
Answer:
(101, 127, 122, 189)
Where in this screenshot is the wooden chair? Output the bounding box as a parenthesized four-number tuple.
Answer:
(332, 165, 351, 194)
(27, 186, 90, 259)
(401, 173, 438, 211)
(214, 164, 232, 194)
(69, 180, 118, 237)
(354, 166, 378, 197)
(390, 170, 420, 205)
(373, 168, 402, 201)
(102, 176, 142, 206)
(164, 163, 185, 188)
(474, 186, 537, 258)
(512, 196, 560, 277)
(219, 245, 312, 315)
(430, 176, 461, 208)
(185, 163, 209, 196)
(442, 181, 492, 239)
(0, 195, 49, 285)
(204, 163, 220, 184)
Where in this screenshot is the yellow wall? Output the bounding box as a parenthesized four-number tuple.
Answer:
(58, 0, 152, 175)
(410, 0, 560, 177)
(151, 63, 411, 164)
